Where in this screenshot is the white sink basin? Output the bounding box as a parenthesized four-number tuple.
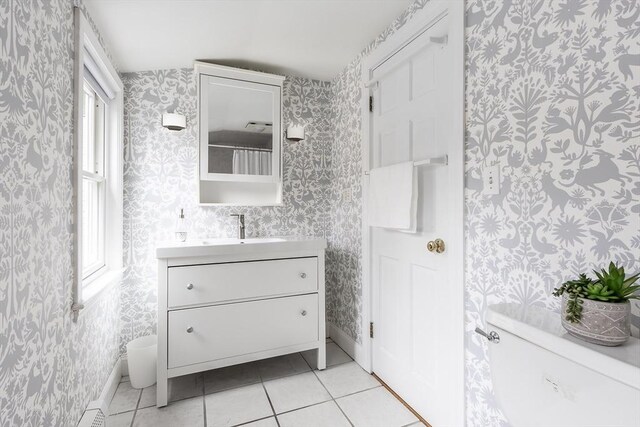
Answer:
(198, 237, 287, 245)
(156, 236, 325, 259)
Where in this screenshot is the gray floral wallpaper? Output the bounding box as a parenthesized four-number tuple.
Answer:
(0, 0, 121, 426)
(2, 0, 639, 425)
(464, 0, 639, 425)
(330, 0, 639, 425)
(120, 70, 333, 353)
(327, 59, 364, 340)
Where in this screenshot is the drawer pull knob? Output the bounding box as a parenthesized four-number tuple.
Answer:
(187, 283, 194, 290)
(299, 273, 307, 279)
(300, 310, 307, 316)
(186, 327, 194, 333)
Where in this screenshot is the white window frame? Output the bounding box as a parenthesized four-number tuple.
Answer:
(81, 80, 107, 280)
(72, 7, 124, 320)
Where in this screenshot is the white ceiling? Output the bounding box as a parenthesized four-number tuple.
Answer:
(84, 0, 413, 81)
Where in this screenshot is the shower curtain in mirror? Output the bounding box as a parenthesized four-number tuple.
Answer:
(232, 149, 272, 175)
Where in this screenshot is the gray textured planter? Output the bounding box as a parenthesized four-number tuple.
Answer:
(561, 294, 631, 346)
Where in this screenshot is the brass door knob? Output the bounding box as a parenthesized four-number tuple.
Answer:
(427, 238, 445, 253)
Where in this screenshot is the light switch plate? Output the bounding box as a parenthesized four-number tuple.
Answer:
(484, 164, 500, 195)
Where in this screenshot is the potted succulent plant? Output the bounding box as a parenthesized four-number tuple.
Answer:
(553, 262, 639, 346)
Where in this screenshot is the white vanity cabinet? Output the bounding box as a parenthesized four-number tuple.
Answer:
(155, 237, 326, 407)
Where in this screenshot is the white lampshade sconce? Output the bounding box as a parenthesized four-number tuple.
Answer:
(286, 124, 305, 141)
(162, 112, 186, 131)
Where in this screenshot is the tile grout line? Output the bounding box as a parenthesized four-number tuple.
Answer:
(257, 368, 312, 385)
(312, 373, 355, 427)
(134, 387, 143, 410)
(202, 347, 353, 399)
(231, 415, 277, 427)
(273, 398, 336, 418)
(204, 378, 263, 396)
(263, 352, 342, 425)
(260, 375, 281, 427)
(106, 383, 141, 419)
(325, 341, 423, 426)
(302, 349, 355, 427)
(335, 384, 383, 400)
(129, 387, 143, 427)
(130, 346, 366, 426)
(329, 340, 355, 364)
(255, 364, 278, 426)
(373, 373, 426, 426)
(202, 373, 207, 427)
(318, 344, 385, 424)
(270, 387, 389, 419)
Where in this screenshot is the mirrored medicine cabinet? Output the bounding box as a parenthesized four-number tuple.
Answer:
(196, 62, 285, 205)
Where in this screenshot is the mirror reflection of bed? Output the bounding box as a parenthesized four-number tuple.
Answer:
(207, 81, 274, 176)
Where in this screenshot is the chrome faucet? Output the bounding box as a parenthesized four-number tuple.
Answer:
(230, 214, 245, 239)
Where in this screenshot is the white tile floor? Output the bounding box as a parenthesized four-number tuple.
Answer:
(108, 339, 425, 427)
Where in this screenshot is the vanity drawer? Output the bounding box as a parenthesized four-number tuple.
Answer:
(167, 257, 317, 308)
(167, 294, 318, 368)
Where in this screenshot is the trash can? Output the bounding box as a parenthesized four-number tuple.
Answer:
(126, 335, 157, 389)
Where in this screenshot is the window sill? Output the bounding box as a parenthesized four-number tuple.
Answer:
(81, 268, 123, 311)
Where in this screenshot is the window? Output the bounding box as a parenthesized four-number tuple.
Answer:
(72, 7, 124, 318)
(81, 80, 107, 280)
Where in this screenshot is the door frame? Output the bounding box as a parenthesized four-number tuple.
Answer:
(359, 0, 465, 423)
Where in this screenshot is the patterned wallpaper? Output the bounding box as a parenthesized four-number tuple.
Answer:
(1, 0, 638, 425)
(327, 60, 364, 340)
(464, 0, 640, 425)
(120, 70, 333, 352)
(331, 0, 640, 426)
(0, 0, 121, 426)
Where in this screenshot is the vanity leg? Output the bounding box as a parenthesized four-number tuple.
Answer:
(317, 342, 327, 370)
(317, 249, 326, 370)
(157, 259, 169, 407)
(157, 374, 168, 407)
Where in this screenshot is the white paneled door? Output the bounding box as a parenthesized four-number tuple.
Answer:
(366, 6, 463, 427)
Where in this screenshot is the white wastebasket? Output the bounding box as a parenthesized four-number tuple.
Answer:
(126, 335, 157, 389)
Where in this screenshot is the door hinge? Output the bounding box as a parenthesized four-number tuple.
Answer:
(369, 322, 374, 338)
(369, 95, 373, 112)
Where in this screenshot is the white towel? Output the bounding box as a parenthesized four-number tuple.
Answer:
(368, 161, 417, 232)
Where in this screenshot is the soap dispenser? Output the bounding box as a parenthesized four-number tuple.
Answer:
(175, 208, 187, 242)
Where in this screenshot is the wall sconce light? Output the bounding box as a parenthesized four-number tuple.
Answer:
(162, 112, 186, 131)
(286, 124, 305, 141)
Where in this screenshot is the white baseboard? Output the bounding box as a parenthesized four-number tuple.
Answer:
(91, 357, 124, 415)
(121, 356, 129, 376)
(328, 322, 370, 372)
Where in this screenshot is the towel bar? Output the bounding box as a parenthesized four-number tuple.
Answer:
(364, 155, 448, 175)
(414, 155, 448, 166)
